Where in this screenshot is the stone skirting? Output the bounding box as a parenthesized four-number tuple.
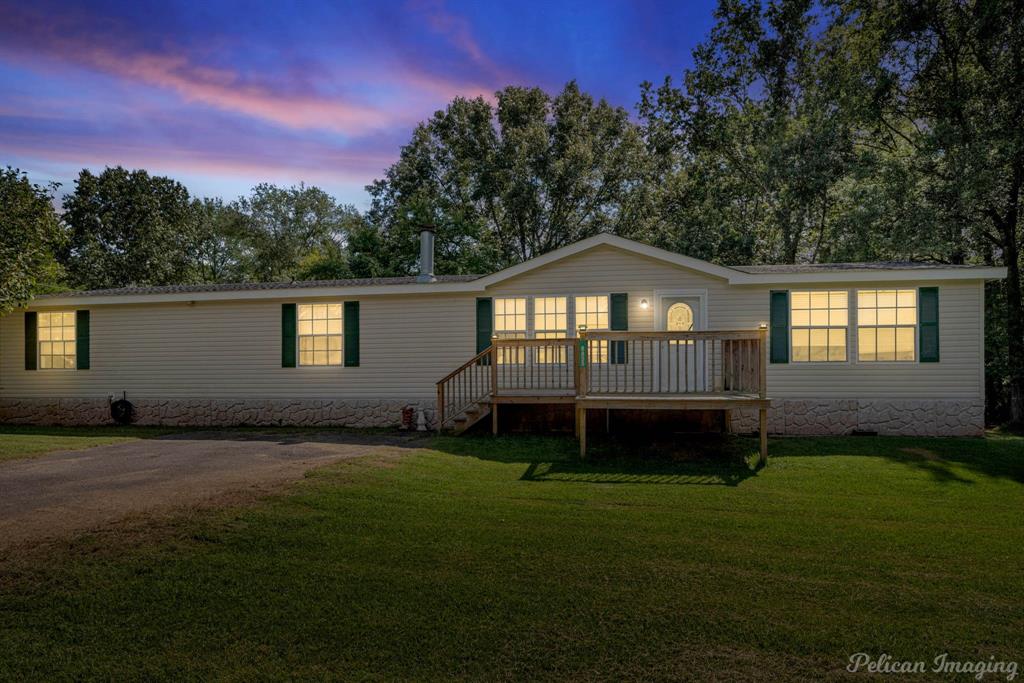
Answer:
(0, 397, 984, 436)
(0, 398, 436, 429)
(729, 399, 985, 437)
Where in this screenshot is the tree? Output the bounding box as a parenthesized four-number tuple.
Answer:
(345, 219, 390, 279)
(61, 167, 198, 289)
(831, 0, 1024, 422)
(638, 0, 863, 265)
(365, 81, 655, 275)
(191, 197, 248, 283)
(232, 183, 358, 282)
(0, 167, 64, 313)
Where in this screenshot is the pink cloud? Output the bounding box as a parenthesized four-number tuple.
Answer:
(407, 0, 516, 85)
(0, 4, 504, 136)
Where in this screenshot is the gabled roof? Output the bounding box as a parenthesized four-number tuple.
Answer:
(28, 233, 1005, 307)
(472, 233, 742, 286)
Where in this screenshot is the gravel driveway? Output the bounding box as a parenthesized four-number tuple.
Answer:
(0, 431, 424, 549)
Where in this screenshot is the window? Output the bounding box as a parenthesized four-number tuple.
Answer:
(575, 295, 609, 363)
(297, 304, 343, 366)
(38, 311, 76, 369)
(534, 296, 567, 363)
(790, 291, 848, 362)
(494, 297, 527, 364)
(857, 289, 916, 361)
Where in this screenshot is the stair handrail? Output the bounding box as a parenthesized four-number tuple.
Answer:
(436, 346, 494, 430)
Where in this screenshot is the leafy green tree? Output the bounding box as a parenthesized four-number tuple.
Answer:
(0, 167, 64, 312)
(341, 218, 389, 279)
(61, 167, 198, 289)
(831, 0, 1024, 422)
(191, 197, 248, 283)
(638, 0, 860, 265)
(294, 243, 352, 281)
(365, 81, 655, 274)
(233, 183, 359, 282)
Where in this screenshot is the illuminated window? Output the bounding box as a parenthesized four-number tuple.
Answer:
(38, 311, 76, 369)
(575, 295, 609, 363)
(297, 304, 343, 366)
(857, 289, 916, 361)
(534, 296, 567, 363)
(790, 291, 848, 362)
(494, 297, 527, 364)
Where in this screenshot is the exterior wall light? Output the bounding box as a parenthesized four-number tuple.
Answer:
(640, 299, 649, 310)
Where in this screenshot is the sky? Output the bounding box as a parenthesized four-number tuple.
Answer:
(0, 0, 716, 208)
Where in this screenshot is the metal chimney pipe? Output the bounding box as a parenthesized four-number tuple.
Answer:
(417, 225, 436, 283)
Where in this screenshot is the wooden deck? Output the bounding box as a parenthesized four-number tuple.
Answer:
(437, 328, 770, 463)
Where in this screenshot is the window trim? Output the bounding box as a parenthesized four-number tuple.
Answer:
(788, 289, 850, 364)
(296, 302, 344, 367)
(855, 288, 919, 364)
(37, 310, 78, 371)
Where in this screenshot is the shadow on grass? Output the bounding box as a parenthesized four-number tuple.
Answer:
(431, 433, 762, 487)
(756, 432, 1024, 484)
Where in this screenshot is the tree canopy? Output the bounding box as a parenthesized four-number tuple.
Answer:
(1, 0, 1020, 423)
(0, 167, 63, 315)
(365, 82, 655, 275)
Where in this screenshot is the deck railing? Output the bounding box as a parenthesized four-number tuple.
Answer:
(436, 328, 767, 429)
(578, 329, 766, 397)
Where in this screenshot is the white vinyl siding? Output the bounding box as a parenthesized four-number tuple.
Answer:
(0, 245, 986, 404)
(486, 245, 985, 400)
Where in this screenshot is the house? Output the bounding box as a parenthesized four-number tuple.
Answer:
(0, 231, 1005, 456)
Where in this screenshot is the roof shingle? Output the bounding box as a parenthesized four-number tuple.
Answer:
(39, 274, 483, 299)
(729, 262, 991, 274)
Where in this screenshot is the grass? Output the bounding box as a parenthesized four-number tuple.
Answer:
(0, 424, 179, 461)
(0, 424, 397, 462)
(1, 432, 1022, 680)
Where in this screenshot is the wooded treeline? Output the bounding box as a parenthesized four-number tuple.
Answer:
(2, 0, 1021, 424)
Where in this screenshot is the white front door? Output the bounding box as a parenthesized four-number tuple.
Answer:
(657, 294, 706, 392)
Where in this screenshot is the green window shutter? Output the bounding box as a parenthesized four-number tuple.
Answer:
(769, 290, 789, 364)
(476, 298, 493, 353)
(281, 303, 297, 368)
(344, 301, 360, 367)
(919, 287, 939, 362)
(610, 292, 628, 364)
(76, 310, 90, 370)
(24, 311, 37, 371)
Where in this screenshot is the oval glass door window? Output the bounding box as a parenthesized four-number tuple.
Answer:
(667, 302, 694, 331)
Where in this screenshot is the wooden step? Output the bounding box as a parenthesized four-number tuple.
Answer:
(452, 403, 491, 435)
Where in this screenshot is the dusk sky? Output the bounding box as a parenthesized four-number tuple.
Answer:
(0, 0, 716, 208)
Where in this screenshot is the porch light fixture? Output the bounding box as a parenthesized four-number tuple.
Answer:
(640, 299, 649, 310)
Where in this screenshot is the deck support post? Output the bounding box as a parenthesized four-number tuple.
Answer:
(579, 407, 587, 458)
(758, 408, 767, 466)
(492, 402, 499, 435)
(758, 324, 768, 465)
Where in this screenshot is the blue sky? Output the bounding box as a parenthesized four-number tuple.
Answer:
(0, 0, 716, 207)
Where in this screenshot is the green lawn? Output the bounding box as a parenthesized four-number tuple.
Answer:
(1, 433, 1022, 680)
(0, 425, 178, 461)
